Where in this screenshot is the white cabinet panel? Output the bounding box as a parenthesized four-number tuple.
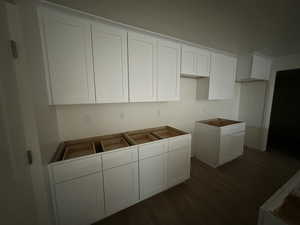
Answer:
(103, 162, 139, 216)
(181, 45, 210, 77)
(181, 45, 198, 76)
(102, 147, 138, 170)
(251, 54, 271, 80)
(209, 53, 237, 100)
(92, 23, 128, 103)
(157, 39, 180, 101)
(139, 141, 167, 160)
(169, 135, 191, 152)
(128, 32, 157, 102)
(167, 148, 189, 188)
(52, 155, 102, 183)
(39, 7, 95, 105)
(139, 154, 167, 200)
(219, 131, 245, 165)
(236, 54, 271, 81)
(196, 49, 211, 77)
(55, 173, 104, 225)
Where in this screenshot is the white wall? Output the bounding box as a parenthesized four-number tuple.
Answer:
(238, 82, 267, 150)
(262, 54, 300, 150)
(56, 78, 241, 155)
(18, 0, 61, 164)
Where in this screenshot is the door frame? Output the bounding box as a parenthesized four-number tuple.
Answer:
(4, 2, 53, 225)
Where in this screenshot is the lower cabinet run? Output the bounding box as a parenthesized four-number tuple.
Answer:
(49, 133, 191, 225)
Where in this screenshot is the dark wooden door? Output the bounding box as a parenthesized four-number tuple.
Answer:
(267, 69, 300, 157)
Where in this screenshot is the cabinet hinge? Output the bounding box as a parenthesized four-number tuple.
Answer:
(9, 40, 18, 59)
(27, 150, 33, 165)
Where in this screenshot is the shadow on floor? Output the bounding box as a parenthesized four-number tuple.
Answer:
(94, 148, 300, 225)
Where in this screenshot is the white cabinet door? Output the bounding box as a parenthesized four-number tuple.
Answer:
(103, 162, 139, 216)
(181, 45, 198, 76)
(251, 54, 271, 80)
(39, 7, 95, 105)
(209, 53, 237, 100)
(55, 173, 104, 225)
(196, 49, 211, 77)
(139, 154, 167, 200)
(219, 132, 245, 165)
(157, 39, 180, 101)
(181, 45, 210, 77)
(128, 32, 157, 102)
(92, 23, 128, 103)
(167, 148, 189, 188)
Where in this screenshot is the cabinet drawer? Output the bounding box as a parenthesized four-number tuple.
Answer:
(51, 155, 102, 183)
(221, 122, 245, 135)
(102, 147, 138, 170)
(139, 141, 167, 160)
(169, 135, 190, 152)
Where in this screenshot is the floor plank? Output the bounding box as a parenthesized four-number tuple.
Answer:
(94, 148, 300, 225)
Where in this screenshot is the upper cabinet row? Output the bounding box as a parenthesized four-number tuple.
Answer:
(39, 6, 238, 105)
(39, 7, 180, 105)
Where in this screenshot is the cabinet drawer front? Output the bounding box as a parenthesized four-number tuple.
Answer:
(169, 135, 190, 152)
(102, 147, 138, 170)
(221, 122, 245, 135)
(52, 156, 102, 183)
(139, 141, 167, 160)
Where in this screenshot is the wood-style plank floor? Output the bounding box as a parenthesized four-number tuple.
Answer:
(94, 148, 300, 225)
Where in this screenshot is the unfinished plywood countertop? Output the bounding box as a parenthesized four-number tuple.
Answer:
(51, 126, 188, 162)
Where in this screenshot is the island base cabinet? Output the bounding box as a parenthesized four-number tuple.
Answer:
(54, 173, 105, 225)
(139, 154, 167, 200)
(103, 162, 139, 216)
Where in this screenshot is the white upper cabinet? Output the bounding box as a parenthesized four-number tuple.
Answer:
(92, 23, 128, 103)
(39, 7, 95, 105)
(208, 53, 237, 100)
(181, 44, 211, 77)
(236, 53, 271, 82)
(157, 39, 180, 101)
(128, 32, 157, 102)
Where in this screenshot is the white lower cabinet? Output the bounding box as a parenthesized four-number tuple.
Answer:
(167, 148, 190, 188)
(167, 135, 191, 188)
(49, 134, 191, 225)
(55, 172, 105, 225)
(139, 154, 167, 200)
(103, 162, 139, 216)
